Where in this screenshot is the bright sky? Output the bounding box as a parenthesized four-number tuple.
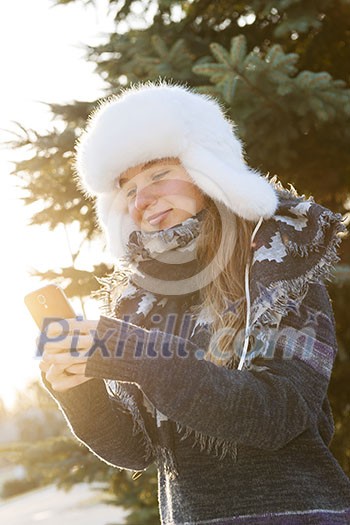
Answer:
(0, 0, 116, 410)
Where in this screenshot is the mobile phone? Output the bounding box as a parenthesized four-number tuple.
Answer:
(24, 284, 76, 330)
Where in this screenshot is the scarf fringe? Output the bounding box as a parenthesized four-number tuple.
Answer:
(251, 204, 347, 329)
(267, 174, 312, 202)
(107, 378, 238, 479)
(175, 422, 238, 462)
(282, 208, 346, 258)
(106, 380, 181, 479)
(155, 445, 180, 480)
(93, 271, 131, 317)
(106, 380, 156, 464)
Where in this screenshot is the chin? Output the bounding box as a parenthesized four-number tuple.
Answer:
(161, 212, 186, 230)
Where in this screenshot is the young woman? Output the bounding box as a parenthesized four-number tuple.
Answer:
(39, 81, 350, 524)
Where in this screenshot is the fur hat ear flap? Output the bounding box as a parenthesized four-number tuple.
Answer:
(95, 192, 137, 260)
(181, 146, 279, 221)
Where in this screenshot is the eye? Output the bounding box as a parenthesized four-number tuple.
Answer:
(124, 170, 171, 200)
(126, 187, 136, 199)
(152, 170, 170, 181)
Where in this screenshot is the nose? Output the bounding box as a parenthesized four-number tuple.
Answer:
(134, 183, 157, 211)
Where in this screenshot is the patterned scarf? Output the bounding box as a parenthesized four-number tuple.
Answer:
(95, 179, 347, 478)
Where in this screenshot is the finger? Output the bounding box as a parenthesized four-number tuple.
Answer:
(45, 363, 66, 379)
(67, 319, 99, 334)
(66, 363, 87, 375)
(43, 320, 73, 338)
(49, 374, 92, 393)
(36, 332, 69, 353)
(36, 336, 68, 354)
(39, 360, 50, 373)
(42, 334, 94, 352)
(43, 352, 88, 367)
(45, 319, 98, 338)
(40, 360, 66, 374)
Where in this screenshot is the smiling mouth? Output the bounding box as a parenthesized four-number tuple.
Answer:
(146, 208, 173, 225)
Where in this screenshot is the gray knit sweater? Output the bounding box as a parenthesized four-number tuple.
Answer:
(41, 189, 350, 524)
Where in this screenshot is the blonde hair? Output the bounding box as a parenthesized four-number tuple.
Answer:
(192, 197, 256, 368)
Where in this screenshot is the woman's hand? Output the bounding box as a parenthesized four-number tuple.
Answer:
(38, 319, 98, 393)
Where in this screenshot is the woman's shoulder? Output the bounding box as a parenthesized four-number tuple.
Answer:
(252, 177, 347, 284)
(249, 178, 347, 328)
(256, 177, 346, 261)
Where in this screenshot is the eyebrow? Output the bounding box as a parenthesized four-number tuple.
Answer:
(118, 159, 173, 189)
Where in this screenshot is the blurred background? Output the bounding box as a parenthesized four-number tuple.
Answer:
(0, 1, 349, 524)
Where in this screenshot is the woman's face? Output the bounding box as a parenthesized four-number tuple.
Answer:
(118, 157, 206, 232)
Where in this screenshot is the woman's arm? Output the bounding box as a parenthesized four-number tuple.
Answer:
(80, 281, 335, 451)
(40, 371, 154, 471)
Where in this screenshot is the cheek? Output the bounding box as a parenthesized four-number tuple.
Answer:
(127, 201, 141, 224)
(160, 179, 201, 202)
(171, 181, 205, 211)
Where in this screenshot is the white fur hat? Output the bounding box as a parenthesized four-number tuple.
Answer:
(75, 80, 279, 259)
